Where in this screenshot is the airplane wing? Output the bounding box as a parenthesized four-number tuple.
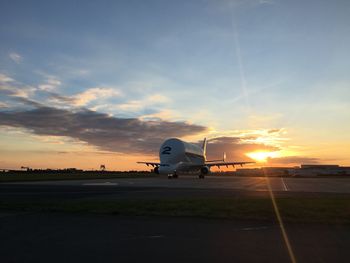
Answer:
(137, 162, 160, 167)
(181, 161, 254, 170)
(205, 161, 255, 168)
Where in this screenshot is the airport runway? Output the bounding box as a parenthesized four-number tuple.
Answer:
(1, 176, 350, 202)
(2, 176, 350, 197)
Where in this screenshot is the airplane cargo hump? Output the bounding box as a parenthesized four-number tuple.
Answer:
(159, 138, 185, 164)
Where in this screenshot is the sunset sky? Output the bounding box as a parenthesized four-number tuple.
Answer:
(0, 0, 349, 170)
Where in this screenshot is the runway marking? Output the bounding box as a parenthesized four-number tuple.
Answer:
(241, 226, 269, 231)
(281, 178, 288, 191)
(82, 182, 118, 186)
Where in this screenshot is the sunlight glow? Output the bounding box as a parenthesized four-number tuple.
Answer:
(246, 151, 280, 162)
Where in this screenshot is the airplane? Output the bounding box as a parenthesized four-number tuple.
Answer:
(137, 138, 254, 179)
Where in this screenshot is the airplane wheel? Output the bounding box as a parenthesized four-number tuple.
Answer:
(173, 173, 178, 179)
(168, 175, 172, 179)
(199, 174, 205, 179)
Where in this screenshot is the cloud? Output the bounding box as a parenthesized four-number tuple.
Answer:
(0, 81, 36, 100)
(266, 156, 320, 165)
(0, 102, 8, 108)
(38, 77, 61, 91)
(139, 109, 179, 121)
(203, 136, 320, 166)
(0, 73, 14, 83)
(147, 94, 170, 103)
(259, 0, 274, 5)
(45, 92, 77, 105)
(267, 128, 282, 134)
(0, 78, 290, 161)
(11, 96, 44, 108)
(0, 106, 207, 154)
(0, 75, 160, 121)
(9, 52, 22, 64)
(71, 87, 120, 106)
(116, 94, 170, 112)
(204, 136, 280, 161)
(215, 0, 274, 10)
(0, 75, 300, 164)
(0, 90, 313, 165)
(1, 82, 121, 109)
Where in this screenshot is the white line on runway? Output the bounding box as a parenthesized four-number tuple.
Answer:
(82, 182, 118, 186)
(281, 177, 288, 191)
(241, 226, 269, 231)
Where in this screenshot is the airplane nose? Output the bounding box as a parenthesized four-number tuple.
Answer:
(158, 165, 175, 175)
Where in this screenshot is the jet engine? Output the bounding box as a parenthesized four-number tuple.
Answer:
(154, 166, 159, 174)
(200, 166, 210, 175)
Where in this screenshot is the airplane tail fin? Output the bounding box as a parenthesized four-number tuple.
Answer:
(202, 138, 207, 157)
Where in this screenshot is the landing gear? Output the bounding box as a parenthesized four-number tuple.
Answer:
(199, 166, 209, 179)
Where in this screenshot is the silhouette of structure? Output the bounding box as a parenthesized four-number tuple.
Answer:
(21, 166, 32, 171)
(235, 164, 350, 177)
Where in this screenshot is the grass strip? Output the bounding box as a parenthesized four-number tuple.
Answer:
(1, 197, 350, 224)
(0, 172, 155, 182)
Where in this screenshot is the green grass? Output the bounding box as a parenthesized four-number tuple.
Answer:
(1, 197, 350, 224)
(0, 172, 156, 182)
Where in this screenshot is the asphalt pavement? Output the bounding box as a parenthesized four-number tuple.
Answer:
(1, 176, 350, 263)
(1, 211, 350, 263)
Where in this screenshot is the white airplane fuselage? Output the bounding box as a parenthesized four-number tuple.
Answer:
(138, 137, 253, 178)
(157, 138, 206, 175)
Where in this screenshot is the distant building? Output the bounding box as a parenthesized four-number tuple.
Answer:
(235, 164, 350, 177)
(236, 167, 294, 177)
(262, 167, 294, 176)
(295, 164, 350, 176)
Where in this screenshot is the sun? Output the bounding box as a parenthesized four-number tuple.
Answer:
(246, 151, 280, 163)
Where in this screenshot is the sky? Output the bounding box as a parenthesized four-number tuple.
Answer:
(0, 0, 349, 170)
